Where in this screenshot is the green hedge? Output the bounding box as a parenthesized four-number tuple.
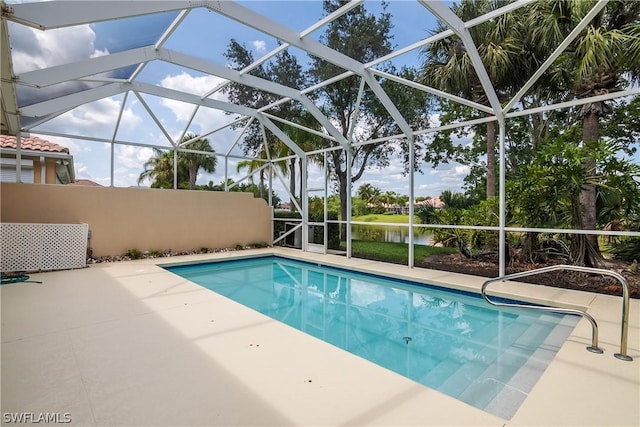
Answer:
(309, 211, 340, 249)
(273, 211, 301, 245)
(273, 210, 339, 249)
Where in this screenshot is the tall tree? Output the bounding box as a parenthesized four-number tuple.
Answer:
(180, 133, 217, 190)
(526, 0, 640, 265)
(279, 110, 325, 211)
(265, 48, 323, 209)
(357, 183, 382, 207)
(138, 148, 185, 189)
(421, 0, 639, 266)
(236, 155, 267, 200)
(309, 1, 431, 238)
(421, 0, 531, 200)
(509, 137, 640, 263)
(236, 145, 288, 201)
(223, 41, 318, 209)
(138, 133, 216, 190)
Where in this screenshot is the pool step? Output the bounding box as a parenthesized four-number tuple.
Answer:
(436, 317, 534, 396)
(482, 314, 579, 419)
(453, 314, 575, 419)
(417, 317, 505, 388)
(438, 312, 564, 401)
(459, 323, 550, 408)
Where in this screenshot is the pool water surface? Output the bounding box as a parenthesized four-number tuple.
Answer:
(166, 256, 578, 419)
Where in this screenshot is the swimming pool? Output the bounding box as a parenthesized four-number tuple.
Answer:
(165, 255, 578, 420)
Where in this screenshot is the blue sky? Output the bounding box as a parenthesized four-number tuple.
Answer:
(9, 1, 472, 198)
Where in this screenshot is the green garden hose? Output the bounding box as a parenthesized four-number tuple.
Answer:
(1, 273, 42, 285)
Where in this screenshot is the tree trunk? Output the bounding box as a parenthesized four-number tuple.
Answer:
(289, 158, 296, 212)
(486, 119, 496, 199)
(576, 111, 602, 267)
(522, 232, 539, 263)
(259, 170, 265, 200)
(339, 174, 348, 242)
(189, 164, 197, 190)
(299, 158, 303, 206)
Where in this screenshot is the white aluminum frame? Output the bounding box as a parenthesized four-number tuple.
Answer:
(2, 0, 637, 275)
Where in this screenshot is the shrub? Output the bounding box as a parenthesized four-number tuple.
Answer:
(273, 210, 340, 249)
(309, 210, 340, 249)
(610, 237, 640, 262)
(124, 248, 143, 259)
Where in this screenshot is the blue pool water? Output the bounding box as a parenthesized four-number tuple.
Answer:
(165, 256, 578, 419)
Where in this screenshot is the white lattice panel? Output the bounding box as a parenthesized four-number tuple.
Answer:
(1, 223, 88, 272)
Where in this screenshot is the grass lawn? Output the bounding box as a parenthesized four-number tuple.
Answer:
(351, 214, 418, 224)
(341, 239, 456, 265)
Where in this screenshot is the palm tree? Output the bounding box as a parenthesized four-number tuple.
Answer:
(138, 133, 216, 190)
(381, 191, 398, 211)
(440, 190, 472, 210)
(357, 183, 382, 208)
(236, 157, 265, 199)
(138, 148, 185, 189)
(571, 1, 638, 266)
(526, 0, 640, 265)
(179, 133, 217, 190)
(420, 0, 526, 199)
(280, 110, 324, 212)
(236, 146, 288, 201)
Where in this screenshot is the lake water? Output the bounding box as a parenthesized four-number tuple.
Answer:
(351, 224, 434, 246)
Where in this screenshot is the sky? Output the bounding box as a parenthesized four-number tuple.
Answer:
(7, 0, 472, 199)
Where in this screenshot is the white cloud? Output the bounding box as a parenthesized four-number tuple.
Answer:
(74, 162, 89, 177)
(429, 113, 442, 127)
(116, 145, 154, 169)
(159, 72, 229, 127)
(419, 163, 469, 195)
(10, 23, 131, 139)
(75, 98, 139, 128)
(73, 161, 111, 186)
(251, 40, 267, 52)
(429, 164, 470, 178)
(112, 166, 144, 188)
(37, 97, 140, 141)
(159, 72, 240, 150)
(416, 182, 445, 192)
(8, 21, 141, 142)
(9, 23, 103, 73)
(90, 48, 110, 58)
(455, 165, 470, 175)
(160, 72, 226, 99)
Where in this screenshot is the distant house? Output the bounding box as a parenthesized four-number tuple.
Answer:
(68, 179, 102, 187)
(423, 197, 445, 209)
(0, 135, 75, 184)
(276, 202, 292, 211)
(394, 197, 444, 214)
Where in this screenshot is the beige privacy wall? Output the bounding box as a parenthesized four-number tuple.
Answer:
(0, 183, 272, 257)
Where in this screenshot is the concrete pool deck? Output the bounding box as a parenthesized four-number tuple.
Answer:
(1, 247, 638, 426)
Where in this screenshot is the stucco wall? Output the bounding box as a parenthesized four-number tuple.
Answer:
(0, 183, 272, 257)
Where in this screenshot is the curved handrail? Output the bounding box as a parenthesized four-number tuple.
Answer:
(481, 265, 632, 361)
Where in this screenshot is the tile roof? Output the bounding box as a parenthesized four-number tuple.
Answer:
(68, 179, 103, 187)
(0, 135, 69, 153)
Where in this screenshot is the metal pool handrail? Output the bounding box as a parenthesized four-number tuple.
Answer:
(481, 264, 632, 361)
